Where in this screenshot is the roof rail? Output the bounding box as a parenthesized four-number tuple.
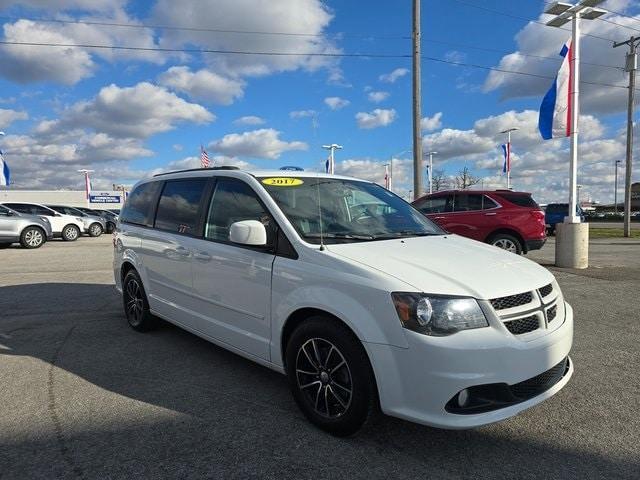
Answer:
(153, 166, 241, 177)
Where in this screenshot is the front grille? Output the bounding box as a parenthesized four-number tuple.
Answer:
(490, 292, 533, 311)
(547, 305, 558, 323)
(504, 314, 540, 335)
(510, 357, 568, 399)
(539, 283, 553, 298)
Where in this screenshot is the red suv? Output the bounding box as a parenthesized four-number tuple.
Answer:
(412, 190, 546, 254)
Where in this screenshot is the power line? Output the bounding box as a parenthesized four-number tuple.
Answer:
(0, 38, 633, 91)
(0, 15, 411, 40)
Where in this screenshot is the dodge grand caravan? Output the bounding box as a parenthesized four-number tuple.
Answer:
(114, 168, 573, 436)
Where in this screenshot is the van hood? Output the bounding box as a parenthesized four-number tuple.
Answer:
(326, 234, 554, 299)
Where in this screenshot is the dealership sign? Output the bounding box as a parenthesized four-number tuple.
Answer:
(90, 193, 121, 204)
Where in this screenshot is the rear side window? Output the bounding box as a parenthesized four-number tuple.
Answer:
(497, 193, 539, 208)
(6, 204, 52, 216)
(414, 195, 452, 214)
(120, 182, 161, 226)
(154, 178, 208, 235)
(453, 194, 497, 211)
(205, 178, 274, 244)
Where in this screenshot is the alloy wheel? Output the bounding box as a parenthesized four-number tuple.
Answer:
(125, 279, 144, 327)
(65, 226, 78, 240)
(25, 229, 43, 247)
(90, 224, 102, 236)
(295, 338, 353, 418)
(493, 238, 517, 253)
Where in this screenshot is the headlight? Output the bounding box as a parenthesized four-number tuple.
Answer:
(392, 292, 488, 336)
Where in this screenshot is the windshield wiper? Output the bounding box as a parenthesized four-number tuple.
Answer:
(371, 230, 440, 239)
(304, 233, 375, 240)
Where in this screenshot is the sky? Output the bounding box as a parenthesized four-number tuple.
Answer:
(0, 0, 639, 204)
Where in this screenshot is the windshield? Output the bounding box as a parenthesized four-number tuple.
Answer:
(259, 176, 443, 244)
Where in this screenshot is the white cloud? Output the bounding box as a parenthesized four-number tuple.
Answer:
(421, 112, 442, 132)
(151, 155, 253, 175)
(158, 66, 245, 105)
(355, 108, 397, 129)
(379, 67, 409, 83)
(0, 108, 28, 129)
(337, 157, 411, 187)
(0, 0, 123, 11)
(290, 109, 317, 119)
(233, 115, 266, 126)
(367, 91, 389, 103)
(209, 128, 307, 159)
(324, 96, 350, 110)
(152, 0, 340, 77)
(40, 82, 214, 138)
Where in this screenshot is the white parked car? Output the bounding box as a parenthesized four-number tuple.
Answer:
(2, 202, 85, 241)
(113, 168, 573, 436)
(46, 205, 106, 237)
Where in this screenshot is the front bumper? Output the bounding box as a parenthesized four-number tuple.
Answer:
(365, 302, 574, 429)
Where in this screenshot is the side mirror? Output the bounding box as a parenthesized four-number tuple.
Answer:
(229, 220, 267, 246)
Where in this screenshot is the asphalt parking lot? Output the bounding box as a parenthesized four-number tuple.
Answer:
(1, 236, 639, 479)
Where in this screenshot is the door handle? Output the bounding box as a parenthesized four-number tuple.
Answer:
(433, 216, 445, 219)
(484, 212, 497, 216)
(193, 251, 211, 262)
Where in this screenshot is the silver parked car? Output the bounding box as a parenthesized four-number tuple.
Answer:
(46, 205, 106, 237)
(0, 204, 53, 248)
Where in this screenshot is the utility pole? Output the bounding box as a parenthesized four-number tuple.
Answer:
(412, 0, 423, 201)
(614, 159, 621, 214)
(321, 144, 342, 174)
(613, 36, 638, 237)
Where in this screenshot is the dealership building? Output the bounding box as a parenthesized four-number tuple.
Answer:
(0, 190, 126, 210)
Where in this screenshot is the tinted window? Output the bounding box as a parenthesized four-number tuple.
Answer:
(0, 205, 11, 215)
(414, 195, 452, 214)
(6, 204, 52, 216)
(120, 182, 161, 226)
(545, 203, 567, 213)
(154, 179, 207, 235)
(50, 206, 84, 216)
(497, 193, 539, 208)
(205, 178, 274, 244)
(453, 193, 487, 212)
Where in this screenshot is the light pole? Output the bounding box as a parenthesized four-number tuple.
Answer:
(412, 0, 423, 201)
(78, 169, 95, 207)
(499, 128, 518, 190)
(544, 0, 606, 269)
(545, 0, 606, 223)
(614, 159, 621, 214)
(322, 144, 342, 174)
(425, 151, 437, 194)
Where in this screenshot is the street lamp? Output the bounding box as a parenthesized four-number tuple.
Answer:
(322, 144, 343, 174)
(544, 1, 606, 223)
(425, 151, 437, 193)
(614, 159, 621, 214)
(499, 128, 518, 189)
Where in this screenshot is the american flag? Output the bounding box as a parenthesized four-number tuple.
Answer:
(200, 145, 210, 168)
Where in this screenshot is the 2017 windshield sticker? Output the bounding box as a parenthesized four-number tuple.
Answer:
(261, 177, 304, 186)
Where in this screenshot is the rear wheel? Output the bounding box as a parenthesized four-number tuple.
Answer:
(488, 233, 522, 254)
(285, 316, 377, 437)
(20, 226, 45, 249)
(122, 270, 157, 332)
(61, 224, 80, 241)
(88, 222, 103, 237)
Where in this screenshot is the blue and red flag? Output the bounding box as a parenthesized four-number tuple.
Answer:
(0, 150, 9, 187)
(539, 39, 573, 140)
(501, 143, 511, 174)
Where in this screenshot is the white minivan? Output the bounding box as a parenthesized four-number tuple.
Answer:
(113, 168, 573, 436)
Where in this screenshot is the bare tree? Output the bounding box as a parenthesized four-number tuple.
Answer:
(431, 169, 449, 191)
(454, 166, 481, 190)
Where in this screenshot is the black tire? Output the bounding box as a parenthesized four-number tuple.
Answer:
(285, 316, 378, 437)
(488, 233, 522, 254)
(20, 226, 45, 249)
(88, 222, 103, 237)
(106, 221, 115, 234)
(122, 270, 157, 332)
(61, 224, 80, 241)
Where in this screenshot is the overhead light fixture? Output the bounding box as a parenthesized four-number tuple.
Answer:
(581, 7, 607, 19)
(544, 2, 572, 15)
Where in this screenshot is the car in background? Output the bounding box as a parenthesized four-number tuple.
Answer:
(1, 202, 85, 241)
(46, 205, 106, 237)
(412, 190, 546, 255)
(544, 203, 585, 235)
(0, 204, 53, 249)
(75, 207, 117, 233)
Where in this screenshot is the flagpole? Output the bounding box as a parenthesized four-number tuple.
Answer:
(567, 12, 580, 223)
(507, 131, 511, 190)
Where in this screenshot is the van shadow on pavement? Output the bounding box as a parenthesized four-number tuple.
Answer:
(0, 282, 637, 479)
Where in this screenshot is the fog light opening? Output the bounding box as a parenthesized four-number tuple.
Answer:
(457, 389, 470, 408)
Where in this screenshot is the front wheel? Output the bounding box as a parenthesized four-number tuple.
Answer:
(20, 226, 45, 249)
(285, 317, 378, 437)
(61, 224, 80, 241)
(88, 222, 103, 237)
(488, 233, 522, 254)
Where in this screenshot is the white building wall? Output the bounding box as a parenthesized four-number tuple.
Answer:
(0, 190, 126, 210)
